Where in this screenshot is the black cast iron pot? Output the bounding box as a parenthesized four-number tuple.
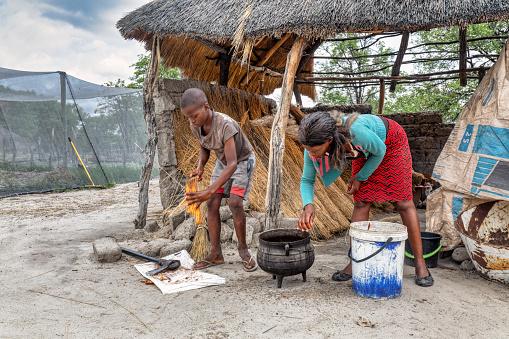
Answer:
(257, 229, 315, 288)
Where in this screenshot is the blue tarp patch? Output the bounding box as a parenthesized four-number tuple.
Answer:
(452, 197, 464, 221)
(472, 125, 509, 159)
(482, 79, 495, 106)
(458, 124, 474, 152)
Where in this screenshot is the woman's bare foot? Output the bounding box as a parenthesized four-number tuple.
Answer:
(414, 258, 429, 278)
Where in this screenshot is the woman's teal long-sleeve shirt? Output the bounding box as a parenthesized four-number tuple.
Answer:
(300, 114, 387, 207)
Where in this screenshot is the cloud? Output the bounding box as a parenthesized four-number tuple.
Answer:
(39, 0, 123, 31)
(0, 0, 147, 85)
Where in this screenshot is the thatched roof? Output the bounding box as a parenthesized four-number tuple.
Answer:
(118, 0, 509, 42)
(117, 0, 509, 99)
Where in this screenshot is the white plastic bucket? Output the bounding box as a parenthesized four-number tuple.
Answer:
(349, 221, 408, 299)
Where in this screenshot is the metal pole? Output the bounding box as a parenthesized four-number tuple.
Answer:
(60, 72, 68, 168)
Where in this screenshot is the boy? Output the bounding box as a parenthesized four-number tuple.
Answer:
(182, 88, 257, 271)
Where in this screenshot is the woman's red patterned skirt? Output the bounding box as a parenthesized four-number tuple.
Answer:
(352, 118, 413, 202)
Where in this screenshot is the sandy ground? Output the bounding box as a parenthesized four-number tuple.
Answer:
(0, 180, 507, 338)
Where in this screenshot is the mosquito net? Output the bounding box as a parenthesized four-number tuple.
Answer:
(0, 67, 148, 197)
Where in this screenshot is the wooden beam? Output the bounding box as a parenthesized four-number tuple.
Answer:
(295, 67, 483, 82)
(191, 36, 283, 78)
(389, 31, 409, 92)
(377, 79, 385, 115)
(265, 37, 305, 230)
(241, 33, 291, 86)
(134, 35, 160, 229)
(218, 52, 232, 86)
(459, 27, 468, 86)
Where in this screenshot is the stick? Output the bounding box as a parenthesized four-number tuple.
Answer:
(24, 289, 105, 308)
(83, 285, 152, 332)
(24, 269, 55, 280)
(68, 137, 95, 186)
(108, 298, 152, 332)
(262, 325, 277, 334)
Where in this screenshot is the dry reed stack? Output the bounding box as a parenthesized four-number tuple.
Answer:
(171, 84, 357, 240)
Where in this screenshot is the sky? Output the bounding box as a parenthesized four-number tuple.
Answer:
(0, 0, 147, 85)
(0, 0, 406, 105)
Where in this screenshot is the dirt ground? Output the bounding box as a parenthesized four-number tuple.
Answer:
(0, 180, 507, 338)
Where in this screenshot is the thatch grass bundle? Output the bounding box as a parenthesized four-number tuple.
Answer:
(186, 177, 210, 262)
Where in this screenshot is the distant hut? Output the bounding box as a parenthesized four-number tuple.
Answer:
(117, 0, 509, 230)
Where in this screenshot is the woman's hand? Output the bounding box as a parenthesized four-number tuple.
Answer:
(298, 204, 315, 232)
(347, 176, 361, 195)
(190, 166, 204, 181)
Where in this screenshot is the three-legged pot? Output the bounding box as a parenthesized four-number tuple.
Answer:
(257, 229, 315, 288)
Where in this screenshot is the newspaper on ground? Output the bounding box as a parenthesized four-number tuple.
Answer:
(134, 250, 226, 294)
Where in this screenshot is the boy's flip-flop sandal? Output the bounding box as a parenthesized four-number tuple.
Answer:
(193, 260, 225, 270)
(242, 249, 258, 272)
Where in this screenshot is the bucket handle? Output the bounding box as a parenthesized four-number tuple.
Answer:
(348, 237, 393, 263)
(405, 238, 444, 259)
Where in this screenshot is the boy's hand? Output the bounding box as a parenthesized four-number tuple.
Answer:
(190, 166, 204, 181)
(297, 204, 315, 232)
(185, 188, 213, 207)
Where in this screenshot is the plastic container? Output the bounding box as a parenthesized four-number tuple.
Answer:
(349, 221, 408, 299)
(404, 232, 443, 268)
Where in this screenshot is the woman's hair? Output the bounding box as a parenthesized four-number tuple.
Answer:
(298, 111, 358, 170)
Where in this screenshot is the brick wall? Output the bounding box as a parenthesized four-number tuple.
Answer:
(385, 111, 454, 174)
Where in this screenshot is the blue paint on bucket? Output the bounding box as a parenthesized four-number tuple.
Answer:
(352, 241, 404, 299)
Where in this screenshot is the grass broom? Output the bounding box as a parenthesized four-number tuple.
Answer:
(187, 176, 210, 262)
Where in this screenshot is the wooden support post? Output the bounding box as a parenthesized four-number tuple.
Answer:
(293, 85, 303, 107)
(134, 36, 161, 229)
(264, 37, 305, 230)
(459, 27, 468, 86)
(377, 79, 385, 115)
(292, 39, 322, 108)
(389, 31, 409, 92)
(478, 66, 486, 84)
(218, 52, 231, 86)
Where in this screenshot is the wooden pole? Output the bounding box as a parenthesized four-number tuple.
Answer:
(293, 85, 303, 107)
(292, 39, 322, 106)
(459, 27, 468, 86)
(377, 79, 385, 115)
(478, 66, 486, 84)
(134, 35, 161, 229)
(218, 52, 232, 86)
(389, 31, 409, 92)
(264, 37, 305, 230)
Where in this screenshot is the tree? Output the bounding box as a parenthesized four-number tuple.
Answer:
(316, 21, 509, 121)
(383, 22, 509, 121)
(318, 35, 394, 106)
